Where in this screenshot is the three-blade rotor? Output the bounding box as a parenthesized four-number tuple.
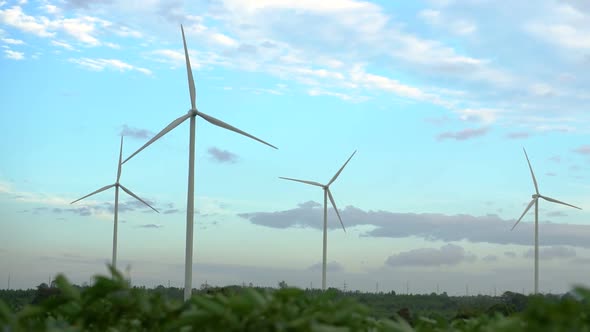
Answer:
(122, 25, 276, 166)
(512, 148, 581, 230)
(71, 137, 160, 213)
(279, 151, 356, 232)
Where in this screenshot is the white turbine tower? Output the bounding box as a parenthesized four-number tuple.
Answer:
(122, 25, 277, 301)
(280, 151, 356, 290)
(511, 148, 581, 294)
(71, 136, 159, 269)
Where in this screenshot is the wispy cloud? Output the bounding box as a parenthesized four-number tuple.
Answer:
(573, 145, 590, 155)
(506, 132, 530, 139)
(482, 255, 498, 262)
(385, 244, 477, 267)
(4, 48, 23, 60)
(1, 37, 23, 44)
(50, 39, 74, 50)
(307, 261, 344, 272)
(0, 4, 142, 47)
(504, 251, 517, 258)
(523, 246, 576, 260)
(69, 58, 152, 75)
(437, 127, 489, 141)
(418, 9, 477, 36)
(137, 224, 162, 229)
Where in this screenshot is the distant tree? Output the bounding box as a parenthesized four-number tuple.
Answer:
(501, 291, 528, 311)
(278, 280, 288, 289)
(31, 282, 60, 305)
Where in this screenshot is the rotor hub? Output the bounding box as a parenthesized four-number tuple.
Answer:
(532, 194, 539, 199)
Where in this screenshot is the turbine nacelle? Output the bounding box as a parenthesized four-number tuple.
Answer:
(532, 194, 539, 199)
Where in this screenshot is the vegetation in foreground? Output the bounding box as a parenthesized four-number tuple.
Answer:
(1, 267, 589, 331)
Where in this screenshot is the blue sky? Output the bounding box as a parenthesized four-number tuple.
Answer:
(1, 0, 590, 295)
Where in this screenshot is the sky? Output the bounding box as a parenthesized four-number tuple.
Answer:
(1, 0, 590, 296)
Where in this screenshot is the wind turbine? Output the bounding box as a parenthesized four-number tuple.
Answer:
(511, 148, 581, 294)
(122, 25, 277, 301)
(280, 151, 356, 290)
(71, 136, 159, 270)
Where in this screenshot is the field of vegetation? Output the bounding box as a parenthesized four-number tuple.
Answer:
(1, 267, 589, 331)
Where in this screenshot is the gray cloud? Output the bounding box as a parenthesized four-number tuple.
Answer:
(120, 124, 154, 140)
(138, 224, 162, 229)
(573, 145, 590, 155)
(436, 127, 489, 141)
(504, 251, 517, 258)
(523, 246, 576, 260)
(239, 203, 590, 248)
(64, 0, 113, 9)
(549, 155, 561, 163)
(482, 255, 498, 262)
(506, 132, 530, 139)
(385, 244, 476, 267)
(547, 211, 568, 218)
(546, 172, 557, 177)
(307, 261, 344, 272)
(207, 147, 239, 164)
(39, 198, 169, 217)
(573, 257, 590, 264)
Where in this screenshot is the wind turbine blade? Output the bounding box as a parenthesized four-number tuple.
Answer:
(122, 112, 191, 164)
(119, 184, 160, 213)
(197, 111, 277, 149)
(511, 199, 536, 231)
(181, 24, 196, 110)
(523, 148, 539, 195)
(71, 184, 115, 204)
(278, 177, 323, 187)
(328, 150, 356, 186)
(540, 195, 582, 210)
(327, 189, 346, 232)
(117, 136, 123, 182)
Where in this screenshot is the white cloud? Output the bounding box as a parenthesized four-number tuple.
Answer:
(112, 25, 142, 38)
(528, 23, 590, 50)
(0, 5, 142, 47)
(210, 32, 238, 47)
(350, 64, 450, 107)
(43, 4, 60, 15)
(419, 9, 441, 25)
(529, 83, 556, 97)
(50, 39, 74, 50)
(69, 57, 152, 75)
(308, 89, 367, 102)
(57, 16, 110, 46)
(226, 0, 382, 15)
(0, 5, 55, 37)
(104, 42, 120, 49)
(4, 49, 23, 59)
(1, 37, 24, 44)
(418, 8, 476, 35)
(526, 4, 590, 52)
(455, 108, 502, 124)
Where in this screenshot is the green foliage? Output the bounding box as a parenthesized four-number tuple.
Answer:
(0, 267, 393, 331)
(1, 269, 590, 331)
